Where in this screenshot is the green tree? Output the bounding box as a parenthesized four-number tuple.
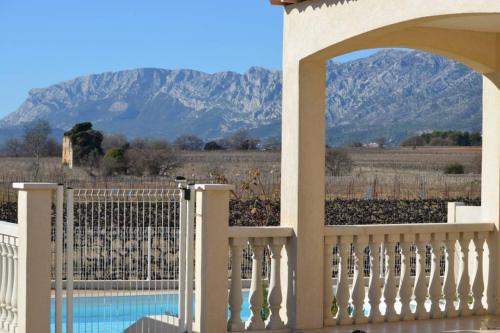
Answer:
(65, 122, 104, 166)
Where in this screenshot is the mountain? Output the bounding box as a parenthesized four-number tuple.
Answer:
(0, 49, 482, 145)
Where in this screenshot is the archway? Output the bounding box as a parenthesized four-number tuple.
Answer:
(276, 0, 500, 329)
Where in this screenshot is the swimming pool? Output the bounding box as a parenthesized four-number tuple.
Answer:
(51, 292, 252, 333)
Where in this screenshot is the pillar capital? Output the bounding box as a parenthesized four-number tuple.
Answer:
(13, 183, 58, 191)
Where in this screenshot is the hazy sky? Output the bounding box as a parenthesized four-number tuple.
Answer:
(0, 0, 377, 117)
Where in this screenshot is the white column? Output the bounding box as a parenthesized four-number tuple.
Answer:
(443, 232, 459, 317)
(323, 238, 335, 324)
(0, 241, 8, 329)
(281, 58, 326, 330)
(415, 233, 430, 320)
(266, 237, 286, 330)
(481, 38, 500, 314)
(14, 183, 57, 333)
(458, 232, 472, 316)
(246, 238, 266, 330)
(228, 238, 245, 332)
(398, 234, 414, 321)
(352, 235, 368, 324)
(193, 184, 233, 333)
(368, 235, 384, 323)
(336, 236, 353, 325)
(383, 234, 399, 322)
(472, 232, 486, 314)
(429, 233, 445, 318)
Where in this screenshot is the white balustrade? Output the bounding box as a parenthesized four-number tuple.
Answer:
(336, 236, 353, 325)
(398, 234, 414, 321)
(458, 232, 472, 316)
(227, 227, 291, 332)
(266, 237, 286, 330)
(383, 234, 399, 322)
(228, 238, 245, 332)
(323, 223, 494, 327)
(443, 232, 459, 317)
(429, 233, 445, 318)
(368, 235, 384, 323)
(472, 232, 486, 315)
(0, 225, 19, 333)
(352, 235, 368, 324)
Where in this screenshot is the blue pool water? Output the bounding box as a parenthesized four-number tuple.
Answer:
(51, 292, 251, 333)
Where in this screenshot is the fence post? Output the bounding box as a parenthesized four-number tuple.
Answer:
(13, 183, 57, 333)
(193, 184, 233, 333)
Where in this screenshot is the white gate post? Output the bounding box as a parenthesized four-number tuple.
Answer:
(14, 183, 57, 333)
(193, 184, 233, 333)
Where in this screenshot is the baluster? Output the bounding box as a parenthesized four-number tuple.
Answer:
(383, 234, 399, 322)
(472, 232, 486, 315)
(266, 237, 286, 330)
(399, 234, 414, 320)
(414, 233, 430, 320)
(324, 237, 335, 324)
(443, 232, 459, 317)
(0, 241, 7, 329)
(245, 238, 266, 330)
(11, 242, 17, 333)
(336, 236, 353, 325)
(486, 232, 496, 315)
(457, 232, 472, 316)
(5, 243, 13, 330)
(368, 235, 383, 323)
(429, 233, 445, 318)
(228, 238, 245, 332)
(352, 235, 368, 324)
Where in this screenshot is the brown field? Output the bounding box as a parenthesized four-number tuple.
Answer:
(0, 146, 482, 201)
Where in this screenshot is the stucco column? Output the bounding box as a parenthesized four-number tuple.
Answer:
(482, 35, 500, 315)
(14, 183, 57, 333)
(193, 184, 233, 333)
(281, 58, 326, 330)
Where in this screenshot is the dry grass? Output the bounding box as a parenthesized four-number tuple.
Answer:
(0, 147, 482, 201)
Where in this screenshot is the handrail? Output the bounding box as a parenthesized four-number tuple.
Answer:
(228, 226, 293, 238)
(324, 222, 494, 237)
(0, 221, 18, 238)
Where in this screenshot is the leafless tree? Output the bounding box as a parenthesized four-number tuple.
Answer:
(102, 133, 128, 151)
(23, 120, 51, 179)
(326, 149, 353, 176)
(1, 138, 24, 157)
(229, 129, 260, 150)
(174, 134, 204, 151)
(125, 139, 180, 176)
(375, 137, 387, 149)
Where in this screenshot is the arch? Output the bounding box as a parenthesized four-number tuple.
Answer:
(278, 0, 500, 330)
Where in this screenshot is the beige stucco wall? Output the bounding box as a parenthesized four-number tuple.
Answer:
(280, 0, 500, 329)
(62, 135, 73, 169)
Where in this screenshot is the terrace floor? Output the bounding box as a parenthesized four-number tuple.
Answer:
(304, 315, 500, 333)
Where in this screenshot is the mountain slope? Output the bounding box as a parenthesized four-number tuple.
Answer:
(0, 49, 482, 145)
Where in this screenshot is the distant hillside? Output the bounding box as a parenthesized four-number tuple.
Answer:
(0, 49, 482, 145)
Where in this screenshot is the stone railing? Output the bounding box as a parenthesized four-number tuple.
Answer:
(0, 221, 18, 333)
(323, 222, 495, 326)
(227, 227, 292, 332)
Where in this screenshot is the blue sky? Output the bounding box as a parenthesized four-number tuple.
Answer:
(0, 0, 377, 118)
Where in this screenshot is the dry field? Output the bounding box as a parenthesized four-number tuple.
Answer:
(0, 147, 482, 201)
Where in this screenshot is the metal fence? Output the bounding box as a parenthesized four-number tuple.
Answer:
(52, 188, 186, 333)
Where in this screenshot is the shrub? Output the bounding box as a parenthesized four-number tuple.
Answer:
(125, 139, 180, 176)
(204, 141, 224, 151)
(326, 149, 353, 176)
(400, 136, 425, 147)
(102, 148, 127, 175)
(444, 163, 465, 174)
(174, 135, 204, 151)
